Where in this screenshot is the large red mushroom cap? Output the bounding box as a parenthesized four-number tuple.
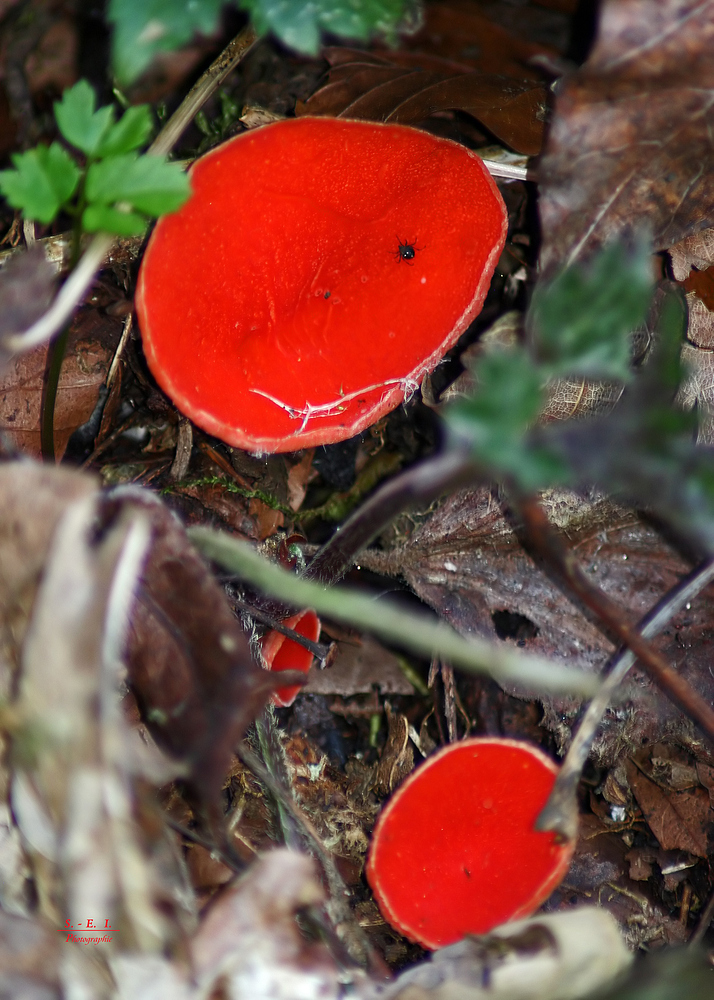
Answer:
(135, 117, 507, 453)
(366, 737, 575, 950)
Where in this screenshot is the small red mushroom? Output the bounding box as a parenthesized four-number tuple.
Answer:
(366, 737, 575, 950)
(261, 609, 320, 707)
(135, 117, 507, 453)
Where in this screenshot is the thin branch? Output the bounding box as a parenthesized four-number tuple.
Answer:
(148, 25, 258, 158)
(232, 596, 331, 661)
(516, 494, 714, 744)
(538, 556, 714, 840)
(188, 525, 600, 697)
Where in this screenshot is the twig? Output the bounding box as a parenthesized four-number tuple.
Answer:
(106, 313, 133, 389)
(148, 25, 258, 158)
(538, 556, 714, 840)
(188, 525, 600, 696)
(80, 412, 139, 469)
(516, 494, 714, 743)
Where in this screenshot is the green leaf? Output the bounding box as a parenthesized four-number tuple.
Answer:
(529, 240, 654, 382)
(85, 154, 190, 216)
(239, 0, 411, 55)
(108, 0, 225, 85)
(0, 143, 80, 224)
(95, 105, 153, 157)
(54, 80, 115, 157)
(82, 204, 148, 236)
(446, 348, 566, 489)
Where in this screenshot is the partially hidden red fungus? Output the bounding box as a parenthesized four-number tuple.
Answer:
(135, 117, 507, 453)
(366, 737, 575, 950)
(261, 609, 320, 707)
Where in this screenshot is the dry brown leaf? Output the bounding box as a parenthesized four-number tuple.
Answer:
(539, 0, 714, 271)
(0, 463, 96, 687)
(441, 312, 627, 421)
(675, 297, 714, 444)
(11, 489, 184, 954)
(375, 485, 714, 760)
(401, 0, 558, 79)
(112, 488, 292, 828)
(625, 759, 712, 857)
(303, 635, 414, 697)
(299, 48, 547, 154)
(0, 306, 121, 459)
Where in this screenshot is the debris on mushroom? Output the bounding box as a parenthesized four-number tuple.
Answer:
(366, 737, 575, 950)
(135, 117, 508, 453)
(261, 609, 320, 707)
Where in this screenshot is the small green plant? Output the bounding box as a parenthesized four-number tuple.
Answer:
(0, 79, 190, 461)
(446, 240, 714, 555)
(446, 241, 655, 492)
(0, 80, 189, 242)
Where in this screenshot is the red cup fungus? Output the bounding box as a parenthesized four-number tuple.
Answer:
(135, 117, 507, 453)
(366, 737, 575, 950)
(261, 609, 320, 707)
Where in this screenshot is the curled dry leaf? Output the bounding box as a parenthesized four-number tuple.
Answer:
(113, 850, 343, 1000)
(539, 0, 714, 271)
(11, 485, 184, 957)
(299, 47, 547, 155)
(0, 463, 96, 682)
(107, 487, 295, 827)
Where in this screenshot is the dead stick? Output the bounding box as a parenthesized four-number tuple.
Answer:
(516, 494, 714, 744)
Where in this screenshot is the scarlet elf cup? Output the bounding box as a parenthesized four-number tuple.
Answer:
(135, 117, 507, 452)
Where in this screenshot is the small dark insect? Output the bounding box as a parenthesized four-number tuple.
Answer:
(392, 236, 423, 264)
